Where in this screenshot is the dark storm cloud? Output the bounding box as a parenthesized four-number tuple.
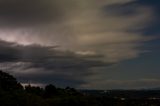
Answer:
(0, 39, 108, 68)
(0, 0, 63, 27)
(17, 71, 87, 87)
(0, 40, 110, 87)
(15, 71, 83, 87)
(0, 40, 20, 62)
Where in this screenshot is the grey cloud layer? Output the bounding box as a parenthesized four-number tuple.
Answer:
(0, 40, 109, 87)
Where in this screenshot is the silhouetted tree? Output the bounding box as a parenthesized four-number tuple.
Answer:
(0, 70, 23, 91)
(44, 84, 58, 97)
(25, 85, 44, 96)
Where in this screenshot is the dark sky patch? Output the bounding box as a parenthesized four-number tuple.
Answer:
(0, 0, 64, 27)
(103, 3, 138, 16)
(104, 0, 160, 37)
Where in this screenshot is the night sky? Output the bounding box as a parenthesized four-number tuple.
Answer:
(0, 0, 159, 89)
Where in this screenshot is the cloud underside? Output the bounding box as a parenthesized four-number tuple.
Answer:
(0, 40, 109, 87)
(0, 0, 157, 88)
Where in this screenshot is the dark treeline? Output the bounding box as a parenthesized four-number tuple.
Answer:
(0, 70, 160, 106)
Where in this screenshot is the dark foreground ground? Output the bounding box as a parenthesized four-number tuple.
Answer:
(1, 90, 160, 106)
(0, 70, 160, 106)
